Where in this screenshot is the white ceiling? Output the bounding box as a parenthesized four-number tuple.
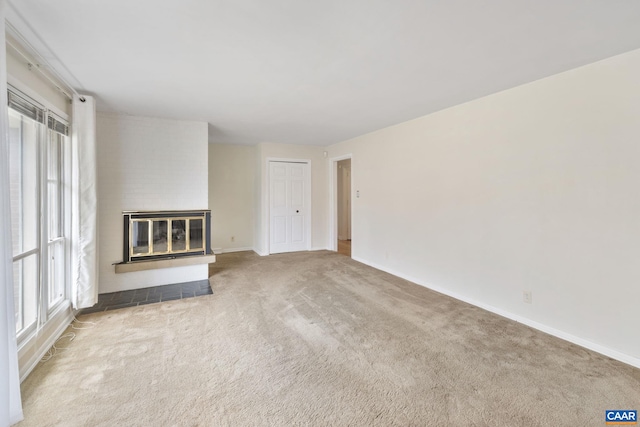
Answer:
(7, 0, 640, 145)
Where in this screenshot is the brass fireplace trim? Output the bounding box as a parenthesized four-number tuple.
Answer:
(120, 210, 212, 265)
(129, 216, 206, 259)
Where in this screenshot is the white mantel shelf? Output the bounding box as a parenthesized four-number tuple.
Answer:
(114, 254, 216, 274)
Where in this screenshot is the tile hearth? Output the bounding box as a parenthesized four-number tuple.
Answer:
(80, 279, 212, 314)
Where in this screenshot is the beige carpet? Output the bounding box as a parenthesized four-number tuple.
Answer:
(18, 251, 640, 426)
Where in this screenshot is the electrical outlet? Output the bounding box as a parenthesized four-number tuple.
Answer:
(231, 236, 235, 242)
(523, 290, 532, 304)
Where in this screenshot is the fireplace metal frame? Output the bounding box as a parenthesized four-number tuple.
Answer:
(122, 210, 212, 263)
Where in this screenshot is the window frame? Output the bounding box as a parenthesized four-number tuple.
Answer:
(45, 112, 71, 313)
(7, 82, 71, 344)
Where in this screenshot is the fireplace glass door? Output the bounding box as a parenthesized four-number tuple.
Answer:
(132, 220, 150, 255)
(189, 219, 203, 250)
(127, 214, 209, 260)
(171, 220, 187, 251)
(153, 220, 168, 252)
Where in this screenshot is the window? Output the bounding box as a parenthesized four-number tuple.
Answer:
(8, 87, 70, 339)
(46, 115, 68, 309)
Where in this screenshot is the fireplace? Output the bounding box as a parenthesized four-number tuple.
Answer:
(122, 210, 212, 263)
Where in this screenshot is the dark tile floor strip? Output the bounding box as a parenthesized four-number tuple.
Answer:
(80, 279, 212, 314)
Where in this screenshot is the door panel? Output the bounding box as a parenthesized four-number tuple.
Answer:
(291, 180, 303, 206)
(291, 216, 304, 242)
(273, 216, 287, 244)
(274, 180, 286, 207)
(269, 161, 310, 254)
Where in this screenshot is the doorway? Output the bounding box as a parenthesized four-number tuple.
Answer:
(268, 160, 311, 254)
(329, 155, 352, 257)
(337, 159, 351, 257)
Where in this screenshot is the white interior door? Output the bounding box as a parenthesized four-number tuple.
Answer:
(269, 161, 310, 254)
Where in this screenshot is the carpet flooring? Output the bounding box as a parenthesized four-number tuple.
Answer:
(17, 251, 640, 426)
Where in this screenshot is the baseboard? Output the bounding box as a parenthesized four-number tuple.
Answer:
(221, 247, 253, 254)
(254, 248, 269, 256)
(253, 247, 327, 256)
(352, 256, 640, 369)
(18, 302, 76, 382)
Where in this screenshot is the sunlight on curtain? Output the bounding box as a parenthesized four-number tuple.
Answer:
(0, 0, 25, 424)
(71, 94, 98, 309)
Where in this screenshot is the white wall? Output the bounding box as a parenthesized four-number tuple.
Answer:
(97, 114, 209, 293)
(254, 142, 328, 255)
(327, 48, 640, 366)
(208, 143, 255, 252)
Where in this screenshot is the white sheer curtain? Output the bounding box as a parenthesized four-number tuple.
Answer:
(71, 94, 98, 309)
(0, 0, 25, 424)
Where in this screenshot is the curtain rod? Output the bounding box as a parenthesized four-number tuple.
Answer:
(6, 39, 75, 101)
(5, 24, 85, 102)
